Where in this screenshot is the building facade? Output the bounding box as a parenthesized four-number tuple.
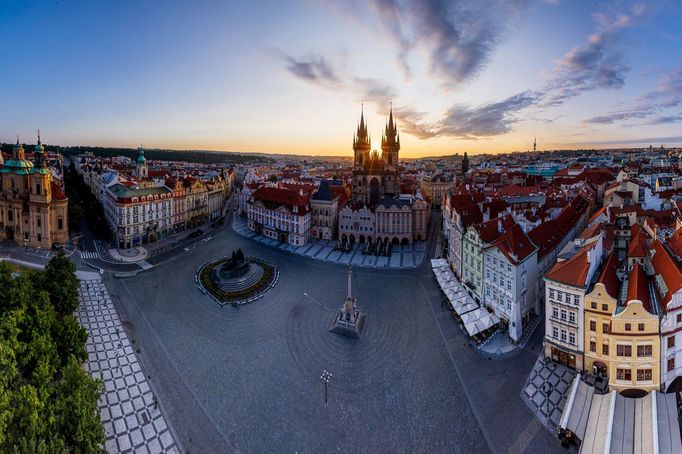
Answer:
(0, 138, 68, 248)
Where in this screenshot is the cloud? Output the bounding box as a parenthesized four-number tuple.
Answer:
(281, 54, 340, 86)
(437, 91, 539, 139)
(541, 3, 646, 107)
(365, 0, 527, 85)
(583, 68, 682, 125)
(279, 50, 538, 140)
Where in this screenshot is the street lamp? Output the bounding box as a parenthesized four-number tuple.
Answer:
(320, 370, 332, 406)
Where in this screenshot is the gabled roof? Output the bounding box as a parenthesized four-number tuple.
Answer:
(545, 241, 598, 288)
(626, 264, 651, 313)
(627, 224, 648, 258)
(485, 223, 537, 265)
(473, 214, 515, 244)
(252, 187, 310, 213)
(529, 220, 563, 259)
(595, 251, 621, 299)
(651, 240, 682, 309)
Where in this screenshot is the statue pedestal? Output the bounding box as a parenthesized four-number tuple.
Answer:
(329, 297, 365, 337)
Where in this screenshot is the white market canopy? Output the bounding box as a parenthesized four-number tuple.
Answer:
(559, 375, 682, 454)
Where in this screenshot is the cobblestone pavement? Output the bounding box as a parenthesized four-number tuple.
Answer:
(522, 355, 609, 431)
(232, 218, 426, 268)
(76, 275, 180, 453)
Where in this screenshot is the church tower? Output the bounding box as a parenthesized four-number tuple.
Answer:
(353, 105, 371, 170)
(381, 103, 400, 173)
(30, 131, 53, 246)
(135, 145, 148, 178)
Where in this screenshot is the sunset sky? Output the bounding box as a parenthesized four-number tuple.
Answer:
(2, 0, 682, 157)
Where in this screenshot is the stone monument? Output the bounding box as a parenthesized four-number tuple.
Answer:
(329, 265, 365, 337)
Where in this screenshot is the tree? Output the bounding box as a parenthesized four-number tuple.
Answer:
(41, 252, 79, 317)
(0, 261, 105, 452)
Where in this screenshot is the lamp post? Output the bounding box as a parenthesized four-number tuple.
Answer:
(320, 370, 332, 407)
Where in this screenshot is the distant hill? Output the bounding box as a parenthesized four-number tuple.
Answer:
(1, 143, 275, 165)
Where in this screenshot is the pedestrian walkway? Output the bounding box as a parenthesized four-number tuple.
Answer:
(232, 218, 427, 269)
(521, 355, 609, 430)
(80, 250, 101, 259)
(137, 260, 153, 270)
(76, 274, 179, 453)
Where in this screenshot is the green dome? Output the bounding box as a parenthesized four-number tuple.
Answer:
(136, 146, 147, 164)
(0, 158, 34, 174)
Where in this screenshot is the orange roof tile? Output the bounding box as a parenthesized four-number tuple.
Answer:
(626, 264, 651, 312)
(651, 240, 682, 309)
(545, 244, 594, 288)
(596, 251, 621, 299)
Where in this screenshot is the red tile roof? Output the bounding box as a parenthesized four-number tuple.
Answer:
(651, 239, 682, 309)
(485, 223, 537, 265)
(474, 214, 515, 244)
(626, 264, 651, 312)
(529, 220, 563, 259)
(596, 251, 621, 299)
(252, 187, 311, 214)
(628, 224, 648, 258)
(51, 181, 67, 200)
(545, 242, 597, 288)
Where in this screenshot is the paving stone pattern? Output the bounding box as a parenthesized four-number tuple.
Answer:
(77, 279, 179, 453)
(522, 355, 609, 431)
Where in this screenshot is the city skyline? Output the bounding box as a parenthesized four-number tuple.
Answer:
(3, 1, 682, 157)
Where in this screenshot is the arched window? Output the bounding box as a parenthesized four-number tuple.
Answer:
(7, 210, 13, 222)
(36, 183, 41, 194)
(58, 218, 64, 230)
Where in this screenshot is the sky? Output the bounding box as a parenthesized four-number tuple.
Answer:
(2, 0, 682, 158)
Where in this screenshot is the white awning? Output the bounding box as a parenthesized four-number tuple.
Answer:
(559, 375, 682, 454)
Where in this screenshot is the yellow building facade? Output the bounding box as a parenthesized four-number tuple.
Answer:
(584, 262, 660, 395)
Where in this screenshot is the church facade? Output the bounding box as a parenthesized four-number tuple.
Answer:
(339, 106, 429, 245)
(0, 137, 69, 248)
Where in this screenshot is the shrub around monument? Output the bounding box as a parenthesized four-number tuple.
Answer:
(199, 256, 277, 304)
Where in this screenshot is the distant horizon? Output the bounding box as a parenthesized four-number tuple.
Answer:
(4, 139, 679, 161)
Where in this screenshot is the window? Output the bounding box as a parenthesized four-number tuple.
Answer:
(553, 307, 559, 319)
(677, 314, 682, 323)
(668, 358, 675, 372)
(560, 330, 567, 342)
(603, 323, 610, 334)
(560, 309, 567, 321)
(590, 341, 596, 352)
(549, 289, 555, 299)
(601, 304, 608, 311)
(638, 323, 645, 332)
(602, 344, 609, 356)
(617, 345, 632, 357)
(58, 218, 63, 230)
(636, 345, 652, 357)
(625, 323, 631, 331)
(553, 327, 559, 339)
(616, 368, 631, 381)
(636, 369, 652, 382)
(590, 321, 596, 331)
(574, 295, 580, 305)
(569, 332, 575, 345)
(557, 292, 563, 302)
(569, 312, 576, 324)
(668, 336, 676, 349)
(591, 302, 597, 309)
